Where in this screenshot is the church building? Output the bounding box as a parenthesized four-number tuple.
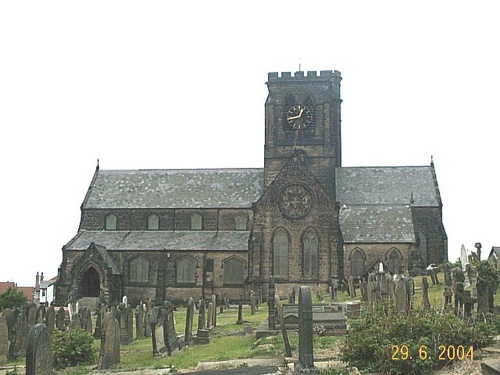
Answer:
(54, 70, 447, 306)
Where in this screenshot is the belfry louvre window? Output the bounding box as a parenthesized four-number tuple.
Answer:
(387, 248, 402, 274)
(273, 229, 289, 278)
(350, 249, 365, 279)
(148, 214, 159, 230)
(105, 214, 117, 230)
(224, 257, 245, 284)
(303, 229, 318, 278)
(234, 212, 248, 230)
(130, 257, 149, 283)
(177, 257, 196, 284)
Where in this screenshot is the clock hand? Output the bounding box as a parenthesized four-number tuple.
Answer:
(287, 108, 305, 121)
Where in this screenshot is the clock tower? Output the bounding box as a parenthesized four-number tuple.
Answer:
(264, 70, 342, 195)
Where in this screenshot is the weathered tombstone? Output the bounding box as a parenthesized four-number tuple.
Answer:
(45, 306, 56, 334)
(211, 294, 217, 327)
(118, 304, 131, 345)
(250, 291, 256, 315)
(463, 290, 474, 317)
(56, 307, 65, 331)
(136, 304, 145, 339)
(454, 282, 464, 316)
(184, 297, 194, 347)
(275, 297, 292, 358)
(126, 305, 134, 342)
(144, 299, 153, 338)
(97, 312, 120, 369)
(198, 299, 206, 330)
(206, 303, 213, 329)
(150, 307, 168, 357)
(395, 277, 407, 313)
(331, 278, 338, 302)
(236, 302, 244, 325)
(2, 308, 15, 344)
(26, 323, 52, 375)
(443, 286, 453, 310)
(94, 308, 102, 338)
(0, 316, 9, 364)
(360, 279, 368, 304)
(164, 302, 179, 355)
(443, 262, 453, 286)
(348, 276, 356, 297)
(295, 286, 318, 374)
(422, 278, 431, 310)
(405, 275, 414, 310)
(268, 276, 276, 330)
(36, 305, 46, 324)
(84, 308, 93, 334)
(11, 309, 29, 358)
(26, 302, 37, 328)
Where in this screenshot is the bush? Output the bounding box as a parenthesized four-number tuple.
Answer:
(340, 302, 495, 375)
(51, 328, 97, 369)
(0, 288, 27, 309)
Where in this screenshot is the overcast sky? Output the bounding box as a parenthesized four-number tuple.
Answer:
(1, 1, 498, 286)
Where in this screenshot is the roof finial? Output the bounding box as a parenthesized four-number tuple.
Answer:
(410, 192, 415, 205)
(430, 155, 434, 165)
(96, 158, 100, 171)
(298, 57, 302, 72)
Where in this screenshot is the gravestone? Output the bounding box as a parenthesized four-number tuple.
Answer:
(295, 286, 318, 374)
(150, 307, 168, 357)
(422, 278, 431, 310)
(236, 302, 243, 325)
(251, 291, 256, 315)
(118, 304, 131, 345)
(56, 307, 65, 331)
(443, 262, 453, 286)
(144, 298, 153, 338)
(2, 308, 15, 344)
(275, 298, 291, 357)
(126, 305, 134, 342)
(11, 309, 29, 358)
(463, 290, 474, 317)
(36, 305, 46, 324)
(26, 302, 37, 328)
(0, 316, 8, 364)
(136, 304, 145, 339)
(184, 297, 194, 347)
(164, 302, 179, 355)
(348, 276, 356, 297)
(206, 303, 212, 329)
(360, 279, 368, 304)
(26, 323, 52, 375)
(84, 308, 93, 334)
(45, 306, 56, 334)
(443, 286, 453, 310)
(331, 278, 338, 302)
(454, 282, 464, 316)
(97, 312, 121, 369)
(268, 277, 276, 330)
(395, 277, 407, 313)
(198, 299, 206, 330)
(211, 295, 217, 327)
(94, 308, 102, 338)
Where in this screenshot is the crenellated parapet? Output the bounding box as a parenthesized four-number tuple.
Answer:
(267, 70, 341, 82)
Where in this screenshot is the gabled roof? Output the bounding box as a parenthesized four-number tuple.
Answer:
(66, 230, 251, 251)
(335, 166, 441, 206)
(489, 246, 500, 259)
(339, 205, 415, 243)
(82, 168, 264, 209)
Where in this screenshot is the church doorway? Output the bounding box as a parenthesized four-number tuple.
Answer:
(81, 266, 100, 297)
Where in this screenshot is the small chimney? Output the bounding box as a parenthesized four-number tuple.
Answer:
(35, 272, 40, 287)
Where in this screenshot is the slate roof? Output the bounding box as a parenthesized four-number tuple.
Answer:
(335, 166, 440, 206)
(83, 168, 264, 209)
(66, 230, 251, 251)
(339, 205, 416, 243)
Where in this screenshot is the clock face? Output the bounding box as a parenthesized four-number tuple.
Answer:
(286, 104, 313, 129)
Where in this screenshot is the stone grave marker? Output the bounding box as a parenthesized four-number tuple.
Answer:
(94, 308, 102, 338)
(84, 308, 93, 334)
(295, 286, 318, 374)
(26, 302, 37, 328)
(395, 277, 407, 313)
(275, 297, 291, 357)
(206, 303, 212, 329)
(0, 316, 8, 364)
(97, 312, 121, 369)
(136, 304, 145, 339)
(164, 302, 179, 355)
(26, 323, 52, 375)
(150, 306, 168, 357)
(198, 299, 206, 330)
(268, 276, 276, 330)
(236, 302, 243, 325)
(211, 294, 217, 327)
(184, 297, 194, 347)
(144, 298, 153, 338)
(11, 309, 29, 358)
(45, 306, 56, 334)
(422, 277, 431, 310)
(36, 305, 46, 324)
(2, 308, 15, 344)
(56, 307, 65, 331)
(126, 305, 134, 342)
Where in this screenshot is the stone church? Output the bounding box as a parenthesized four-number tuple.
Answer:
(54, 70, 447, 306)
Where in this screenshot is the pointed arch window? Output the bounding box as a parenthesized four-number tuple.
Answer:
(350, 249, 365, 279)
(105, 214, 117, 230)
(387, 248, 402, 274)
(130, 256, 149, 283)
(303, 229, 319, 278)
(148, 214, 159, 230)
(191, 213, 203, 230)
(273, 229, 289, 279)
(223, 257, 245, 284)
(234, 212, 248, 231)
(177, 257, 196, 284)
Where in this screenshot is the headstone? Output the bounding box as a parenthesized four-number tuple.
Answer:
(295, 286, 318, 374)
(422, 278, 431, 310)
(2, 308, 15, 344)
(144, 299, 153, 338)
(275, 297, 291, 357)
(150, 307, 168, 357)
(122, 295, 128, 307)
(268, 277, 276, 330)
(236, 302, 244, 325)
(26, 323, 52, 375)
(97, 312, 120, 369)
(206, 303, 212, 329)
(454, 282, 464, 316)
(126, 305, 134, 342)
(463, 290, 474, 317)
(118, 304, 131, 345)
(477, 280, 491, 314)
(164, 302, 179, 355)
(136, 304, 145, 339)
(461, 244, 468, 271)
(84, 308, 93, 334)
(184, 297, 194, 347)
(36, 305, 46, 324)
(26, 302, 37, 328)
(94, 308, 102, 338)
(395, 277, 407, 313)
(250, 291, 256, 315)
(56, 307, 65, 331)
(211, 295, 217, 327)
(360, 279, 368, 304)
(0, 316, 9, 364)
(331, 278, 338, 302)
(443, 286, 453, 310)
(198, 299, 206, 330)
(443, 262, 453, 286)
(348, 276, 356, 297)
(45, 306, 56, 334)
(11, 309, 29, 358)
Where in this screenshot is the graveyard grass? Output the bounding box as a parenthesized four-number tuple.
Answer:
(5, 270, 499, 374)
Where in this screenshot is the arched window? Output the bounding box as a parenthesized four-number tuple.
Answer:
(177, 257, 196, 284)
(105, 214, 117, 230)
(273, 229, 289, 279)
(303, 229, 318, 278)
(387, 248, 402, 274)
(234, 212, 248, 231)
(191, 213, 203, 230)
(223, 257, 245, 284)
(350, 249, 365, 279)
(130, 256, 149, 283)
(148, 214, 159, 230)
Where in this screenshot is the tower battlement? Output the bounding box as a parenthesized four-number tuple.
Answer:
(267, 70, 341, 82)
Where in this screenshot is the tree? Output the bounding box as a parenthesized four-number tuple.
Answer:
(0, 287, 28, 309)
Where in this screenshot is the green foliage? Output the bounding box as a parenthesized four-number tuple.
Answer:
(51, 328, 97, 369)
(0, 287, 27, 309)
(4, 367, 19, 375)
(340, 302, 494, 375)
(476, 260, 500, 293)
